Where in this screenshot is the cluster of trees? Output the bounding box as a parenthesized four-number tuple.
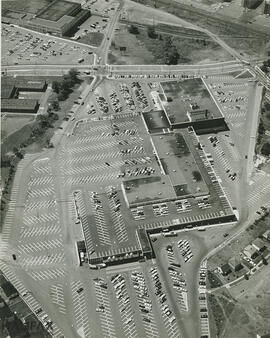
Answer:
(162, 36, 180, 65)
(192, 170, 202, 182)
(261, 59, 270, 73)
(261, 142, 270, 156)
(145, 27, 180, 65)
(256, 119, 265, 146)
(52, 69, 81, 101)
(29, 110, 58, 143)
(128, 25, 140, 35)
(147, 26, 158, 39)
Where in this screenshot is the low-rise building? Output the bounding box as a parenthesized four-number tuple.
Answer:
(228, 256, 243, 272)
(219, 263, 232, 276)
(262, 229, 270, 241)
(2, 0, 91, 37)
(243, 244, 259, 260)
(252, 238, 266, 252)
(1, 99, 39, 114)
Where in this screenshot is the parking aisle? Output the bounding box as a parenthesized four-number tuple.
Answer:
(129, 270, 160, 338)
(94, 278, 117, 338)
(0, 264, 64, 338)
(71, 281, 92, 338)
(148, 267, 182, 338)
(110, 273, 139, 338)
(50, 284, 67, 314)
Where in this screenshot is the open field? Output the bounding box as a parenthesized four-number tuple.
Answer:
(1, 115, 35, 140)
(79, 32, 104, 47)
(130, 0, 269, 57)
(109, 24, 232, 65)
(208, 264, 270, 338)
(2, 0, 51, 14)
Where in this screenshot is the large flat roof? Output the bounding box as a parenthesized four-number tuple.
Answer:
(1, 99, 38, 111)
(160, 79, 222, 125)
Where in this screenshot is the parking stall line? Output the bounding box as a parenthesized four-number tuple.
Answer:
(71, 281, 92, 338)
(94, 278, 117, 338)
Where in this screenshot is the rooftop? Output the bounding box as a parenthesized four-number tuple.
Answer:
(159, 79, 222, 125)
(1, 99, 39, 111)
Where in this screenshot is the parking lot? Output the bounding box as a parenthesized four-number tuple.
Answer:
(1, 24, 94, 66)
(72, 15, 108, 45)
(16, 158, 67, 281)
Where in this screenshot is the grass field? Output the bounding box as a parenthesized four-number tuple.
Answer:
(2, 0, 51, 14)
(1, 115, 35, 141)
(208, 266, 270, 338)
(79, 32, 104, 47)
(110, 24, 232, 65)
(129, 0, 269, 58)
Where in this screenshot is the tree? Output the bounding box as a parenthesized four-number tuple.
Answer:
(68, 68, 80, 84)
(1, 155, 11, 168)
(52, 81, 60, 94)
(52, 100, 60, 111)
(128, 25, 139, 35)
(147, 26, 157, 39)
(192, 170, 202, 182)
(162, 37, 180, 65)
(261, 142, 270, 156)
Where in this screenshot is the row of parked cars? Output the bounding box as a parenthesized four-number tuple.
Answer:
(109, 92, 123, 113)
(131, 82, 148, 110)
(152, 203, 169, 217)
(119, 83, 136, 111)
(150, 267, 176, 324)
(96, 95, 109, 113)
(177, 239, 193, 263)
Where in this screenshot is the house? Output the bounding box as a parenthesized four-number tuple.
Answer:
(262, 230, 270, 242)
(243, 244, 259, 260)
(228, 256, 243, 272)
(252, 238, 266, 252)
(219, 263, 232, 276)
